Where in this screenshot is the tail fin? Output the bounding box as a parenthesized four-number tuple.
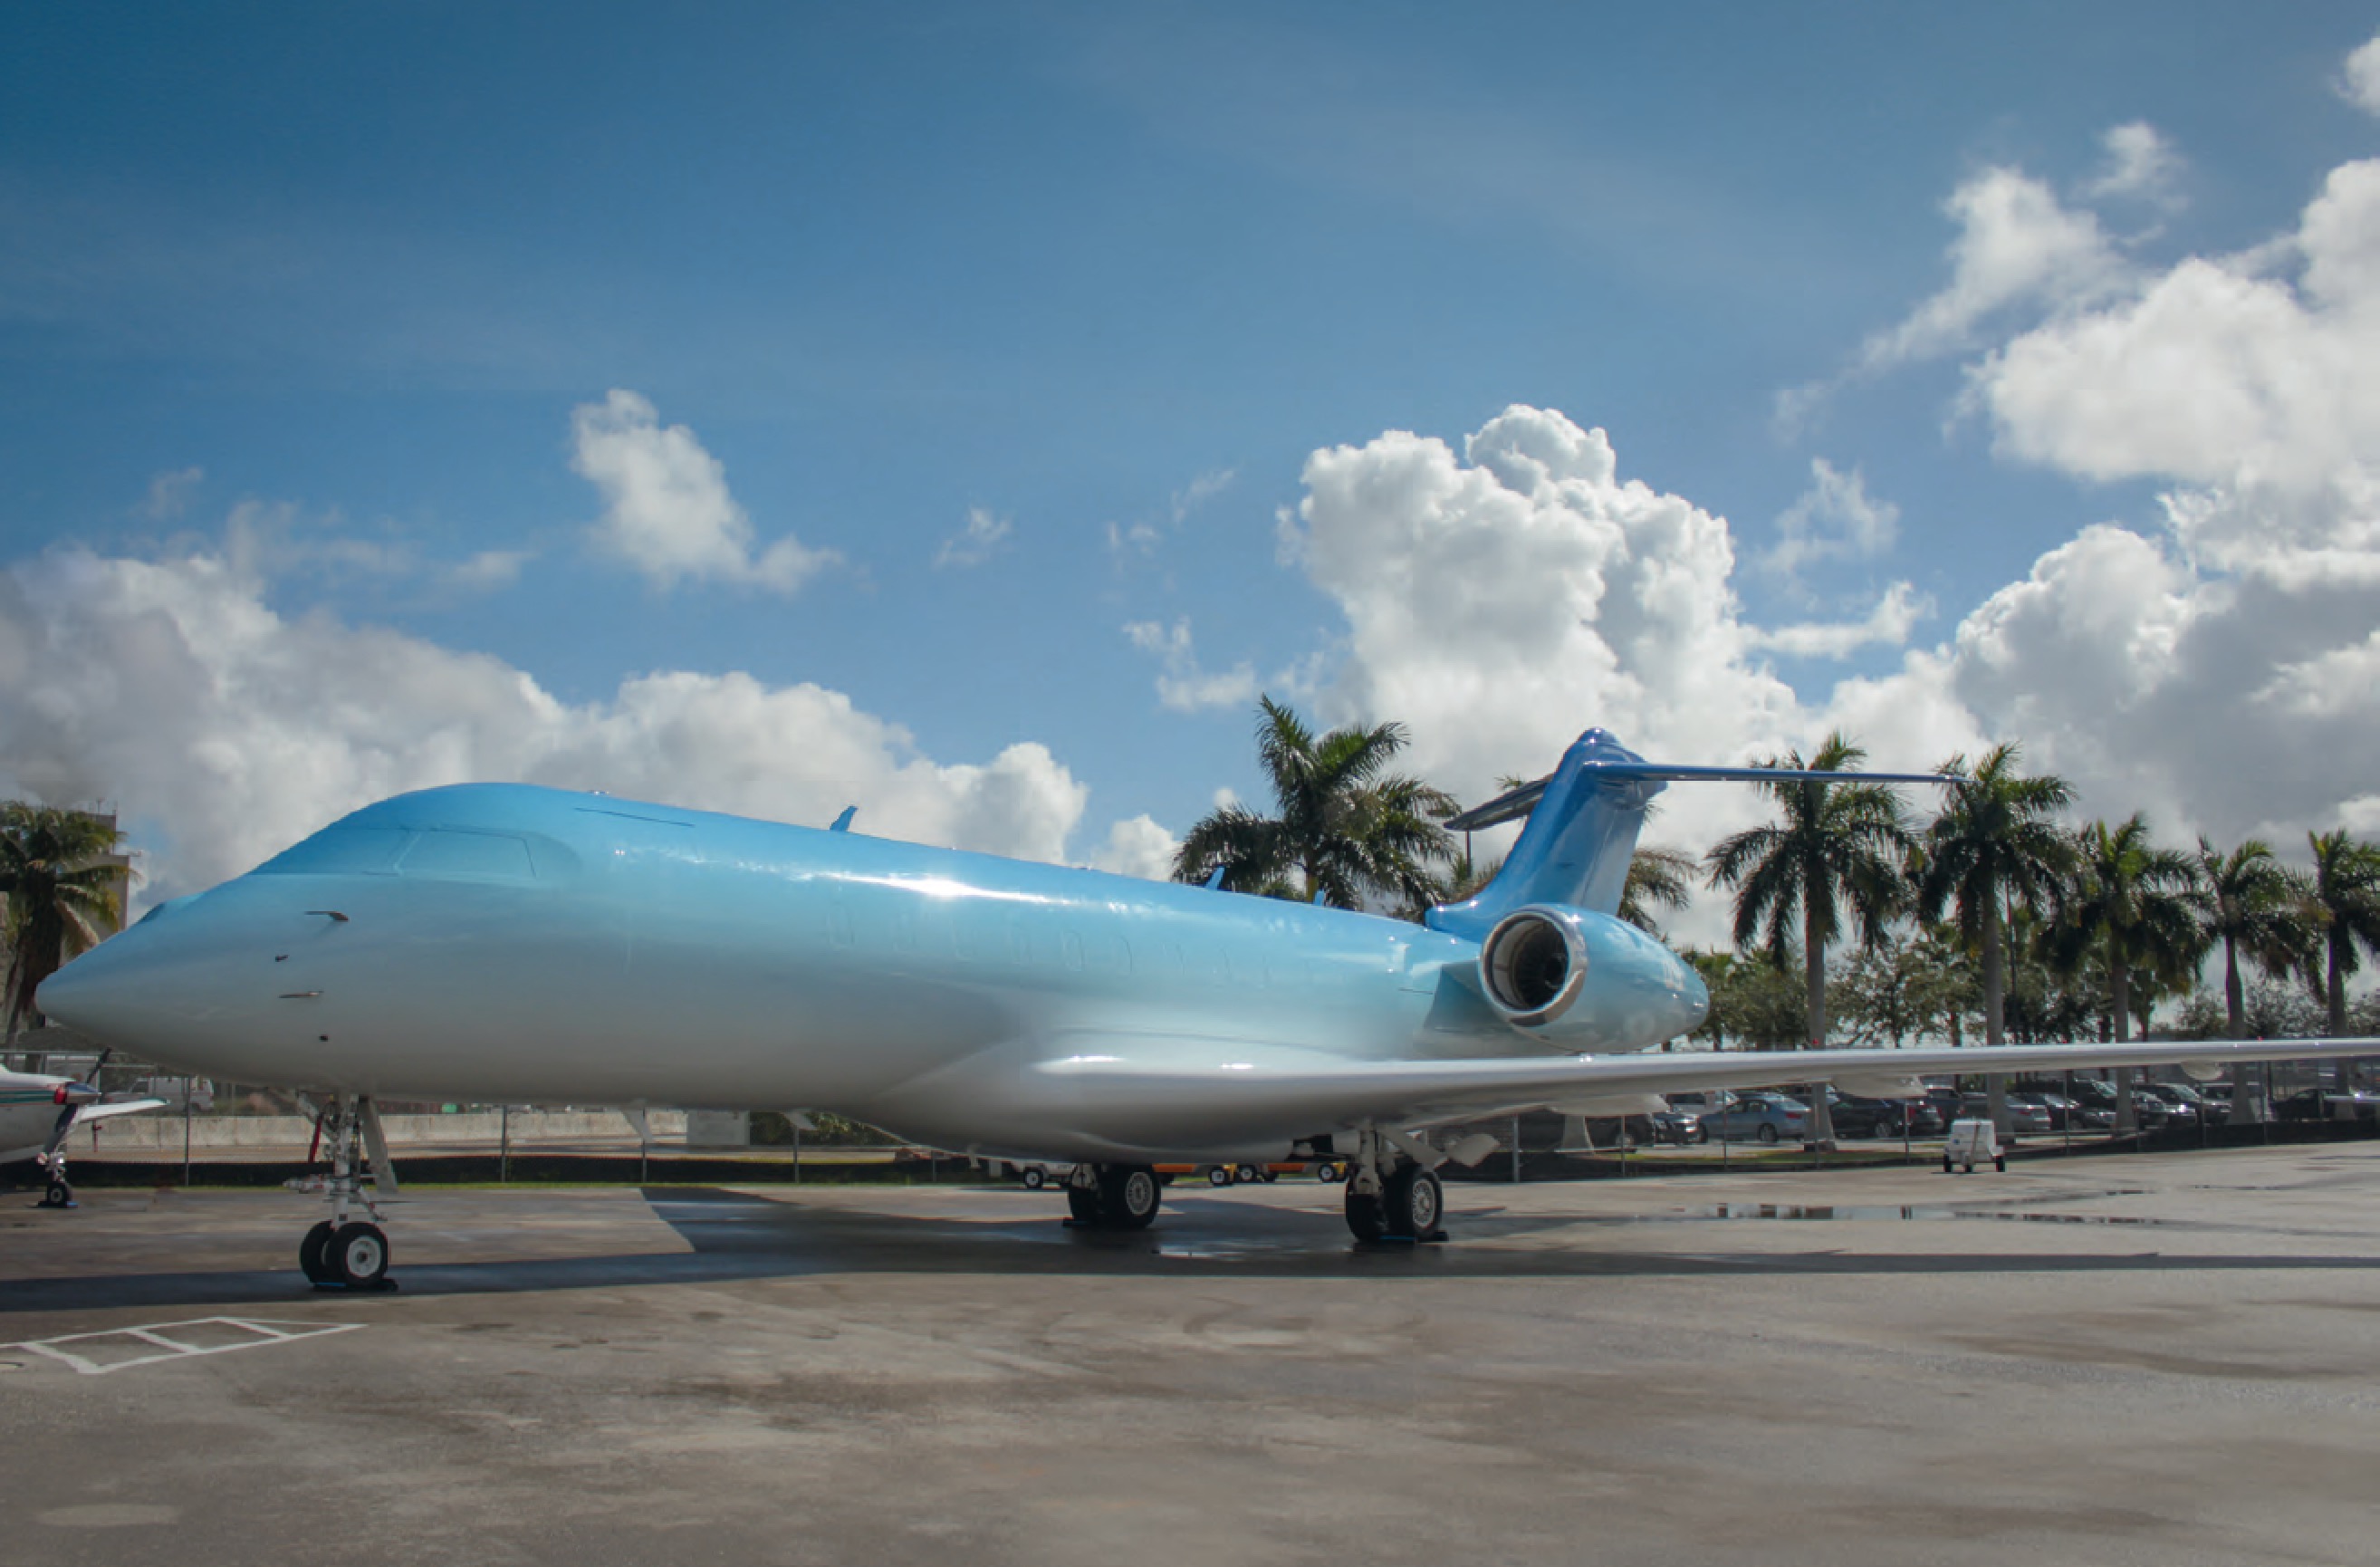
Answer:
(1427, 728, 1953, 940)
(1428, 729, 1658, 938)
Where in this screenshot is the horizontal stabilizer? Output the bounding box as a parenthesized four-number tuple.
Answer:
(1434, 728, 1955, 936)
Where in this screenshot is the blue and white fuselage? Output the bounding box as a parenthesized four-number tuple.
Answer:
(43, 725, 2379, 1183)
(42, 780, 1702, 1164)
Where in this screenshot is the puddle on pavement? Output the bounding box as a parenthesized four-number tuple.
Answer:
(1666, 1201, 2162, 1226)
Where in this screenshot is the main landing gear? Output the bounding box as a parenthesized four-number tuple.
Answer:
(1064, 1163, 1162, 1230)
(297, 1093, 398, 1290)
(1340, 1126, 1447, 1245)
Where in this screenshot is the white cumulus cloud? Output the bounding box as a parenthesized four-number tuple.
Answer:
(0, 542, 1089, 903)
(138, 466, 204, 521)
(2083, 121, 2185, 207)
(1086, 814, 1179, 880)
(1124, 617, 1262, 712)
(1764, 457, 1901, 582)
(571, 389, 836, 594)
(1751, 582, 1930, 660)
(934, 506, 1013, 570)
(2342, 33, 2380, 117)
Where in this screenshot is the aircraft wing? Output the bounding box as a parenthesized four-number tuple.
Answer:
(1028, 1036, 2380, 1140)
(75, 1098, 168, 1126)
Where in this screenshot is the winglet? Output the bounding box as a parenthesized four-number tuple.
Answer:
(1204, 863, 1227, 889)
(829, 806, 857, 833)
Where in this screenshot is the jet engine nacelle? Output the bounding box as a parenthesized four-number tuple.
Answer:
(1477, 904, 1591, 1028)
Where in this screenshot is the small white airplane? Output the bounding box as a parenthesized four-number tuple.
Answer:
(35, 726, 2377, 1287)
(1, 1061, 165, 1207)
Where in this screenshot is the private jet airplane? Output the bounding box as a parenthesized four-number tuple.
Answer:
(2, 1064, 164, 1206)
(35, 726, 2379, 1287)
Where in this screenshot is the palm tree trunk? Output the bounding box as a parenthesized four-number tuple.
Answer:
(1803, 902, 1835, 1148)
(1981, 896, 2011, 1138)
(2223, 935, 2265, 1122)
(2223, 938, 2244, 1035)
(2111, 945, 2137, 1136)
(1982, 899, 2005, 1047)
(2328, 928, 2349, 1037)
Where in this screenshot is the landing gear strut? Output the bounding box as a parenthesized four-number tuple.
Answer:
(1064, 1162, 1161, 1230)
(297, 1093, 398, 1290)
(1341, 1126, 1447, 1245)
(34, 1152, 73, 1209)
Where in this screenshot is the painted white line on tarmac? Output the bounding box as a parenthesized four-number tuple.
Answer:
(2, 1317, 364, 1375)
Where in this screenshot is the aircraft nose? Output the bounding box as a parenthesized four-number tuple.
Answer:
(36, 934, 145, 1045)
(36, 899, 226, 1053)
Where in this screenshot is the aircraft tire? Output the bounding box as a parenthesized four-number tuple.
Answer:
(1343, 1188, 1385, 1243)
(41, 1178, 72, 1208)
(1994, 1156, 2006, 1173)
(1260, 1168, 1277, 1184)
(299, 1220, 337, 1283)
(1207, 1166, 1233, 1187)
(1020, 1167, 1047, 1191)
(1066, 1184, 1099, 1224)
(331, 1221, 389, 1288)
(1099, 1165, 1160, 1229)
(1382, 1167, 1443, 1239)
(1234, 1164, 1259, 1184)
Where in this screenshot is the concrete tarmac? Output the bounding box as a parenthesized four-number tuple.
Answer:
(4, 1145, 2377, 1567)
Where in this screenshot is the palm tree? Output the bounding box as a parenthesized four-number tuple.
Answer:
(0, 803, 133, 1043)
(2052, 815, 2202, 1131)
(1912, 745, 2074, 1048)
(1705, 733, 1915, 1144)
(2306, 830, 2380, 1038)
(2190, 837, 2320, 1120)
(1912, 744, 2073, 1137)
(1173, 697, 1456, 912)
(1618, 845, 1695, 938)
(2190, 838, 2318, 1033)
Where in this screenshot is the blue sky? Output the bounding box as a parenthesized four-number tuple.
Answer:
(8, 4, 2380, 931)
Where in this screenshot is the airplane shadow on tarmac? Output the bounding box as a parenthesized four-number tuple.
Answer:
(6, 1185, 2379, 1317)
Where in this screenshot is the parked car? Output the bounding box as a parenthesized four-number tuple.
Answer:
(1827, 1091, 1944, 1139)
(1921, 1086, 1968, 1127)
(2063, 1076, 2183, 1128)
(1959, 1094, 2051, 1135)
(2134, 1082, 2203, 1127)
(1648, 1109, 1703, 1145)
(2008, 1091, 2111, 1131)
(2274, 1087, 2380, 1123)
(1699, 1093, 1810, 1145)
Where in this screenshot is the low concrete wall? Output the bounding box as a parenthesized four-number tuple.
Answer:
(89, 1109, 690, 1151)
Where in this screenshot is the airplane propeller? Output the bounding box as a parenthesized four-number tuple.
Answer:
(36, 1049, 109, 1181)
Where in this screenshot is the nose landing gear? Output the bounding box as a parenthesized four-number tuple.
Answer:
(33, 1152, 74, 1209)
(296, 1093, 398, 1290)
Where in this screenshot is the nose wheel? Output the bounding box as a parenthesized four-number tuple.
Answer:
(298, 1094, 399, 1290)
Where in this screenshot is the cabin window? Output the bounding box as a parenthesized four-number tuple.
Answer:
(398, 830, 537, 882)
(254, 827, 412, 877)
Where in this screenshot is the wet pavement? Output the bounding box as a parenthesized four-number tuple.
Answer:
(4, 1145, 2378, 1565)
